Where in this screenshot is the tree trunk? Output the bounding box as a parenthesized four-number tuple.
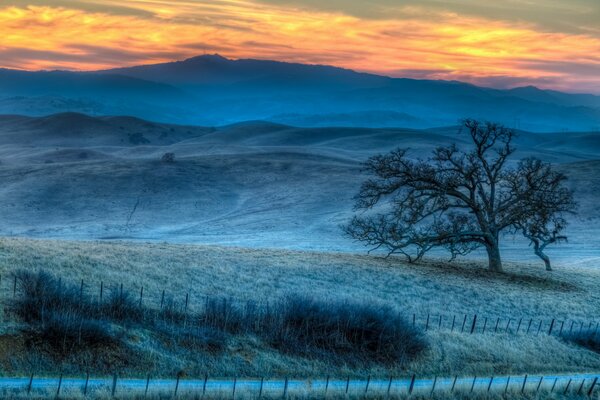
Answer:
(533, 241, 552, 271)
(486, 243, 503, 272)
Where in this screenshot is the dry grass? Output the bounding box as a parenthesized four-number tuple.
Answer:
(0, 236, 599, 379)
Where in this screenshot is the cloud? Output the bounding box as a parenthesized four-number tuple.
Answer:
(0, 2, 599, 93)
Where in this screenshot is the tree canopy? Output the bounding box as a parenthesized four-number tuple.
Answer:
(345, 119, 576, 271)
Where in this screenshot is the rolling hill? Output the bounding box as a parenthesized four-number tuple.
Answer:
(0, 113, 598, 265)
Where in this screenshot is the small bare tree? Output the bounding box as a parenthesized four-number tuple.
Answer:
(344, 120, 576, 272)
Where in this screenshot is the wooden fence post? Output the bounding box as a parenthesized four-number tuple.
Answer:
(536, 376, 543, 392)
(386, 376, 392, 399)
(27, 373, 34, 394)
(431, 376, 437, 395)
(451, 376, 458, 392)
(451, 315, 456, 332)
(505, 318, 512, 333)
(100, 281, 103, 302)
(461, 315, 467, 332)
(470, 376, 476, 392)
(548, 319, 555, 335)
(470, 315, 477, 334)
(13, 275, 17, 297)
(551, 378, 558, 392)
(516, 318, 522, 333)
(487, 377, 493, 392)
(536, 320, 543, 335)
(425, 314, 430, 331)
(160, 290, 165, 309)
(521, 374, 527, 393)
(494, 317, 500, 333)
(283, 377, 288, 399)
(258, 377, 264, 399)
(365, 375, 371, 393)
(145, 374, 150, 398)
(80, 279, 84, 303)
(56, 373, 63, 399)
(84, 372, 90, 396)
(112, 373, 118, 398)
(345, 376, 350, 394)
(202, 374, 208, 395)
(232, 376, 237, 400)
(325, 375, 330, 395)
(505, 376, 511, 393)
(174, 374, 180, 398)
(564, 378, 572, 394)
(482, 317, 488, 334)
(588, 377, 598, 396)
(408, 375, 416, 394)
(526, 318, 533, 334)
(577, 379, 586, 395)
(139, 286, 143, 307)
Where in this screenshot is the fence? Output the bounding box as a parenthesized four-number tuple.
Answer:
(1, 272, 597, 339)
(1, 373, 598, 398)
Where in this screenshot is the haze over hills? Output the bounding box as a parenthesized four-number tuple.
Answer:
(0, 112, 598, 265)
(1, 55, 599, 132)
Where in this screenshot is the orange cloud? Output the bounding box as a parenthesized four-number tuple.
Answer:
(0, 2, 599, 92)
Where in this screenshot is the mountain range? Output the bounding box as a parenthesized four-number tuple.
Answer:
(1, 54, 599, 131)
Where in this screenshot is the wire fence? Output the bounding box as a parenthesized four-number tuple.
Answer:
(1, 373, 598, 398)
(1, 272, 598, 339)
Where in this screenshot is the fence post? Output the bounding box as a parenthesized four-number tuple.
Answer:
(451, 315, 456, 332)
(80, 279, 84, 303)
(564, 378, 572, 394)
(139, 286, 144, 307)
(232, 376, 237, 400)
(412, 313, 415, 327)
(505, 376, 511, 393)
(559, 320, 565, 336)
(145, 374, 150, 398)
(551, 378, 558, 393)
(577, 379, 586, 395)
(160, 290, 165, 309)
(203, 374, 208, 395)
(536, 320, 543, 335)
(521, 374, 527, 393)
(451, 376, 458, 392)
(27, 373, 34, 394)
(470, 376, 476, 392)
(426, 314, 430, 331)
(548, 319, 555, 335)
(588, 377, 598, 396)
(408, 374, 416, 394)
(494, 317, 500, 333)
(56, 373, 63, 399)
(438, 315, 442, 329)
(461, 315, 467, 332)
(365, 375, 371, 393)
(325, 375, 330, 395)
(569, 321, 575, 334)
(258, 377, 264, 399)
(13, 275, 17, 297)
(100, 281, 103, 302)
(487, 377, 493, 392)
(345, 376, 350, 394)
(283, 377, 288, 399)
(526, 318, 533, 334)
(470, 315, 477, 334)
(112, 373, 118, 398)
(174, 374, 180, 398)
(516, 318, 522, 333)
(482, 317, 488, 334)
(536, 376, 543, 392)
(386, 376, 392, 399)
(431, 376, 437, 395)
(84, 372, 90, 396)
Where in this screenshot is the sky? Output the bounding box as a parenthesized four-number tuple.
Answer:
(1, 0, 599, 93)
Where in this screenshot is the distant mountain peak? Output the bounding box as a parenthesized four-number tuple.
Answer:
(182, 54, 229, 63)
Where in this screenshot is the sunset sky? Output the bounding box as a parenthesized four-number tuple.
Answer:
(1, 0, 599, 93)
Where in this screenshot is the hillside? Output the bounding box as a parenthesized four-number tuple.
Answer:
(0, 113, 598, 265)
(0, 55, 599, 131)
(0, 237, 599, 379)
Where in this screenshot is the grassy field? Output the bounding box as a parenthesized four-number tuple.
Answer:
(0, 237, 599, 379)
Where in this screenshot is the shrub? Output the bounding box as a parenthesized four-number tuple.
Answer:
(562, 328, 600, 353)
(266, 296, 426, 365)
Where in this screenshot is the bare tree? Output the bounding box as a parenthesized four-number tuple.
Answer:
(344, 119, 576, 272)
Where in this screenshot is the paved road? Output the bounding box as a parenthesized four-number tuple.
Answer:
(1, 372, 598, 397)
